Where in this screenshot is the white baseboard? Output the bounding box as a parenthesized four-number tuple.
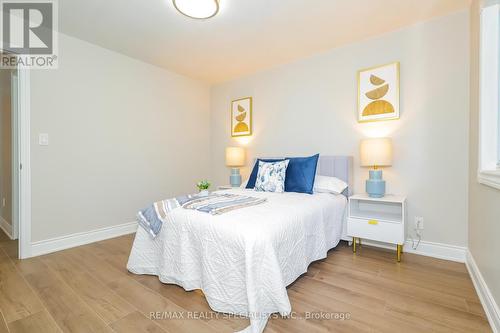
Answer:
(30, 221, 137, 257)
(0, 216, 13, 240)
(466, 250, 500, 333)
(343, 237, 466, 263)
(403, 239, 466, 263)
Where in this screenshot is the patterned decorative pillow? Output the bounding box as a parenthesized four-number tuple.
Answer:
(254, 160, 290, 193)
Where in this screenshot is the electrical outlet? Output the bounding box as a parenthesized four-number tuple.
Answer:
(415, 216, 424, 230)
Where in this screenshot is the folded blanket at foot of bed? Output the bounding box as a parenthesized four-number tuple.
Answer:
(182, 193, 267, 215)
(137, 193, 267, 238)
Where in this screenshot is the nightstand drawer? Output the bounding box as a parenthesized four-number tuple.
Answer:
(347, 217, 404, 244)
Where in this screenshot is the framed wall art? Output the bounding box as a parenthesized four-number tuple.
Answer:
(231, 97, 252, 137)
(358, 62, 400, 122)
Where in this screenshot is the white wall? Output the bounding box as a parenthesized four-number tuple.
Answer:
(468, 0, 500, 311)
(0, 68, 12, 226)
(210, 11, 469, 247)
(30, 33, 211, 242)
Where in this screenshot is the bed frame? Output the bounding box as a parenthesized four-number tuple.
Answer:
(252, 155, 354, 196)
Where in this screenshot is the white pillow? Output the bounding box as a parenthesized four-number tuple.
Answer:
(313, 175, 348, 194)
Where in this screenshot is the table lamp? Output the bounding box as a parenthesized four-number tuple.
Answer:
(225, 147, 245, 187)
(360, 138, 392, 198)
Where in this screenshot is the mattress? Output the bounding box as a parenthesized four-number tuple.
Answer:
(127, 188, 347, 333)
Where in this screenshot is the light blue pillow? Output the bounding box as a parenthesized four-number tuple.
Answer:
(254, 160, 290, 193)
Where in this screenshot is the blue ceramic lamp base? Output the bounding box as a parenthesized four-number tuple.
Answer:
(230, 168, 241, 187)
(366, 169, 386, 198)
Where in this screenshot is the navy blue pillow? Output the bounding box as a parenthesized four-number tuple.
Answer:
(246, 158, 285, 189)
(284, 154, 319, 194)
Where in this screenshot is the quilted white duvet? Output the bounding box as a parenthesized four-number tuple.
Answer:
(127, 188, 347, 333)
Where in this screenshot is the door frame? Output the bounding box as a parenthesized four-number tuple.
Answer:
(2, 53, 31, 259)
(8, 62, 31, 259)
(17, 65, 31, 259)
(11, 68, 19, 240)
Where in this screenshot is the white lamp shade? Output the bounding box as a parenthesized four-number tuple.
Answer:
(360, 138, 393, 167)
(225, 147, 245, 167)
(173, 0, 219, 19)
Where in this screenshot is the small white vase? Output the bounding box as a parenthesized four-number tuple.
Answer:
(199, 189, 209, 197)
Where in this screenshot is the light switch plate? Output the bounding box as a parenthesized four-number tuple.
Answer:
(39, 133, 49, 146)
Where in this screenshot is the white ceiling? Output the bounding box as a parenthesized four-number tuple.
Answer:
(59, 0, 470, 84)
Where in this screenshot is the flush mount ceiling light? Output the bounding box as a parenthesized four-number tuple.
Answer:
(173, 0, 219, 19)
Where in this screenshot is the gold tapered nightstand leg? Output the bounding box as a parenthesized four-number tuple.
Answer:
(397, 244, 402, 262)
(358, 238, 362, 246)
(353, 237, 357, 253)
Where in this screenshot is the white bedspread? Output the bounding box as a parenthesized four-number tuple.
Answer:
(127, 188, 347, 333)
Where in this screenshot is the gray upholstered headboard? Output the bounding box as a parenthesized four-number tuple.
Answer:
(252, 155, 353, 196)
(316, 156, 353, 196)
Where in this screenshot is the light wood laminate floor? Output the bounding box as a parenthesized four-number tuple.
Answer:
(0, 229, 491, 332)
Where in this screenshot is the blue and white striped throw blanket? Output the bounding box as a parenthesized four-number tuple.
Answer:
(137, 193, 266, 238)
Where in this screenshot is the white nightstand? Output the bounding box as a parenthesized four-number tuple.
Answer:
(347, 194, 406, 262)
(217, 185, 234, 190)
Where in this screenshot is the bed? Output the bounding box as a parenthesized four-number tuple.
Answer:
(127, 156, 353, 333)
